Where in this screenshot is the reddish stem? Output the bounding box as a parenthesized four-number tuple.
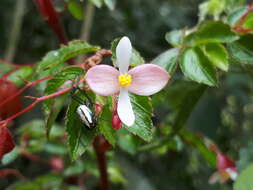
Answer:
(1, 68, 21, 80)
(34, 0, 68, 44)
(22, 152, 49, 165)
(233, 27, 253, 34)
(93, 135, 110, 190)
(0, 77, 84, 127)
(0, 75, 52, 109)
(0, 59, 34, 68)
(0, 169, 26, 180)
(0, 59, 20, 68)
(234, 1, 253, 33)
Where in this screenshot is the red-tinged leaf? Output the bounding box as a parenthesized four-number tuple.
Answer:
(0, 127, 15, 160)
(0, 79, 22, 119)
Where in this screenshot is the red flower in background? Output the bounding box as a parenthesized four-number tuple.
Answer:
(209, 149, 238, 184)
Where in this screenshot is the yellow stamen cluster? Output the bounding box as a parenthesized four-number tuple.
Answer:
(118, 74, 132, 87)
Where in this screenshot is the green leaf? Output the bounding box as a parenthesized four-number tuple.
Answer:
(7, 183, 40, 190)
(123, 94, 154, 142)
(180, 130, 216, 167)
(65, 96, 97, 161)
(35, 174, 63, 188)
(36, 40, 100, 73)
(198, 0, 225, 21)
(227, 6, 248, 26)
(111, 38, 145, 67)
(1, 147, 19, 165)
(151, 48, 179, 74)
(198, 2, 209, 22)
(18, 120, 64, 139)
(131, 49, 145, 66)
(111, 38, 120, 66)
(234, 163, 253, 190)
(0, 62, 15, 77)
(173, 84, 207, 131)
(201, 43, 228, 71)
(104, 0, 116, 10)
(89, 0, 103, 8)
(237, 141, 253, 171)
(68, 1, 84, 20)
(228, 35, 253, 64)
(185, 21, 239, 46)
(117, 129, 139, 154)
(7, 66, 33, 86)
(180, 47, 218, 86)
(165, 30, 183, 47)
(207, 0, 226, 19)
(44, 143, 68, 154)
(97, 105, 116, 147)
(241, 12, 253, 31)
(44, 67, 84, 138)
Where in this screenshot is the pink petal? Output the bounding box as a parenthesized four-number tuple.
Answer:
(85, 65, 120, 96)
(127, 64, 170, 96)
(116, 36, 132, 74)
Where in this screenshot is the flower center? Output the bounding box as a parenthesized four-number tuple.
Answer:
(118, 74, 132, 87)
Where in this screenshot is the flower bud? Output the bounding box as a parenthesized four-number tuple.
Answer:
(112, 113, 122, 130)
(95, 102, 103, 115)
(217, 152, 235, 171)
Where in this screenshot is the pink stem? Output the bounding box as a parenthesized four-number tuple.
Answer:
(0, 75, 52, 109)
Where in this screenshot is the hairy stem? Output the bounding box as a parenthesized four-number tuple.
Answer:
(4, 0, 26, 62)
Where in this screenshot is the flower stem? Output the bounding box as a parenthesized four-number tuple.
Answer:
(93, 136, 110, 190)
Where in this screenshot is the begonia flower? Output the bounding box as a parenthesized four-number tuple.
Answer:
(85, 37, 170, 126)
(209, 151, 238, 184)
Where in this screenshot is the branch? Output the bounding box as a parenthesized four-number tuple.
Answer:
(79, 49, 112, 70)
(93, 135, 110, 190)
(0, 59, 20, 69)
(0, 49, 110, 127)
(4, 0, 26, 62)
(0, 75, 52, 109)
(0, 169, 26, 180)
(233, 27, 253, 34)
(233, 2, 253, 34)
(0, 77, 84, 127)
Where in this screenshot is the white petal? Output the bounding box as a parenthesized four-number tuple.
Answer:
(226, 168, 238, 181)
(117, 88, 135, 126)
(116, 36, 132, 74)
